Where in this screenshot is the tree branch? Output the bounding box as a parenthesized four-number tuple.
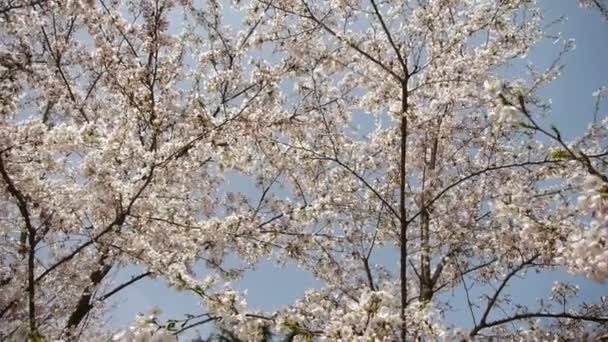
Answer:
(470, 254, 540, 337)
(0, 153, 38, 334)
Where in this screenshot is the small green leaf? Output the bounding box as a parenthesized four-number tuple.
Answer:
(193, 285, 205, 297)
(550, 150, 570, 160)
(282, 320, 299, 331)
(516, 122, 535, 130)
(282, 320, 312, 338)
(30, 331, 44, 342)
(600, 185, 608, 198)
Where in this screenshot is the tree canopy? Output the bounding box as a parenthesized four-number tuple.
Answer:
(0, 0, 607, 340)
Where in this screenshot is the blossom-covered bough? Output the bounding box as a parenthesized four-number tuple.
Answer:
(0, 0, 607, 340)
(579, 0, 608, 20)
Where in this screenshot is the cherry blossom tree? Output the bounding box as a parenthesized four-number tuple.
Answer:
(0, 0, 607, 341)
(1, 0, 279, 339)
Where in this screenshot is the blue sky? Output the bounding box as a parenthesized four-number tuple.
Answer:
(104, 0, 608, 338)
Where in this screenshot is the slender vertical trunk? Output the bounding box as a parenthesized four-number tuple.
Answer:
(28, 230, 36, 335)
(399, 83, 409, 342)
(420, 210, 431, 302)
(420, 133, 438, 303)
(0, 155, 38, 335)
